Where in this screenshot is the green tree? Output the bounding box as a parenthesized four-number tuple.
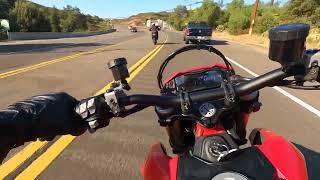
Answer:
(0, 0, 10, 19)
(77, 13, 88, 31)
(174, 5, 189, 18)
(2, 1, 109, 32)
(167, 13, 184, 30)
(87, 15, 103, 31)
(167, 5, 189, 30)
(217, 10, 229, 26)
(255, 4, 281, 33)
(228, 12, 250, 34)
(49, 6, 61, 32)
(60, 6, 79, 32)
(7, 0, 17, 8)
(226, 0, 251, 34)
(60, 5, 87, 32)
(9, 1, 51, 32)
(283, 0, 320, 26)
(256, 13, 279, 33)
(189, 0, 222, 28)
(38, 7, 51, 32)
(227, 0, 245, 12)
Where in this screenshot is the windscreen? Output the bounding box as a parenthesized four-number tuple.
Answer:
(161, 47, 228, 85)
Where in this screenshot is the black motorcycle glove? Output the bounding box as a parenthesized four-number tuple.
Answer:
(75, 95, 113, 133)
(0, 92, 86, 147)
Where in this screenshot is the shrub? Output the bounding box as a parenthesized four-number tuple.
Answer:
(228, 12, 250, 35)
(167, 14, 184, 31)
(255, 13, 279, 33)
(216, 24, 225, 32)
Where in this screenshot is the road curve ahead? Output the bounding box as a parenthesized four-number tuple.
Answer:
(0, 29, 319, 180)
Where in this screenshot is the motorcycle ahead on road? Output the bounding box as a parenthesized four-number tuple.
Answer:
(149, 25, 160, 45)
(76, 24, 320, 180)
(152, 31, 158, 45)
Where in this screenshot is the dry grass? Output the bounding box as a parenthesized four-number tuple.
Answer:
(307, 28, 320, 48)
(128, 18, 144, 26)
(214, 29, 320, 49)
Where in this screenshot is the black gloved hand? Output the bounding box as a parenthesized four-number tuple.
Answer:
(0, 92, 86, 147)
(75, 95, 113, 133)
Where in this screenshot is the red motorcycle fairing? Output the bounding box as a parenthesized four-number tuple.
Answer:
(251, 128, 308, 180)
(194, 112, 250, 139)
(195, 123, 225, 137)
(146, 63, 307, 179)
(142, 143, 178, 180)
(142, 128, 308, 180)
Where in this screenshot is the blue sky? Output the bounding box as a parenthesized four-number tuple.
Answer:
(31, 0, 285, 19)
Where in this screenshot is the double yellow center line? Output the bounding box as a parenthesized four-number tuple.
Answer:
(0, 35, 167, 179)
(0, 39, 132, 79)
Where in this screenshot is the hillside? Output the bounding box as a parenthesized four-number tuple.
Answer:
(114, 12, 170, 26)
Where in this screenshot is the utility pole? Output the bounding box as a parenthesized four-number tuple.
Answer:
(249, 0, 260, 35)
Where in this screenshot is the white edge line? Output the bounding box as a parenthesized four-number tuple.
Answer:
(225, 56, 320, 118)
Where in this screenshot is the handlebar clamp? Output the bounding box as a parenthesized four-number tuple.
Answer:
(222, 78, 236, 107)
(179, 91, 192, 115)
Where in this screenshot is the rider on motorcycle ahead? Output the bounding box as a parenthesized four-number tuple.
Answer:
(149, 23, 161, 45)
(149, 24, 160, 35)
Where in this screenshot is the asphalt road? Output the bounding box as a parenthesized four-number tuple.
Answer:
(0, 29, 319, 179)
(0, 27, 144, 74)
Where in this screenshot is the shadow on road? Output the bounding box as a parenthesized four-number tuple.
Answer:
(294, 143, 320, 180)
(187, 40, 229, 46)
(210, 40, 228, 45)
(157, 42, 180, 45)
(0, 43, 110, 54)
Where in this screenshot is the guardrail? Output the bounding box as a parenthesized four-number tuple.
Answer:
(7, 29, 116, 41)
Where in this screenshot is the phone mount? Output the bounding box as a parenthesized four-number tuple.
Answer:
(108, 58, 131, 90)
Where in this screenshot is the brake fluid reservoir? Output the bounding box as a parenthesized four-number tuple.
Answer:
(268, 23, 310, 66)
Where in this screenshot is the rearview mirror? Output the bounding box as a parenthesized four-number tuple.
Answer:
(108, 58, 131, 90)
(108, 58, 129, 81)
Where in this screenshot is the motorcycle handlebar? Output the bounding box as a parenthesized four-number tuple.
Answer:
(118, 68, 290, 107)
